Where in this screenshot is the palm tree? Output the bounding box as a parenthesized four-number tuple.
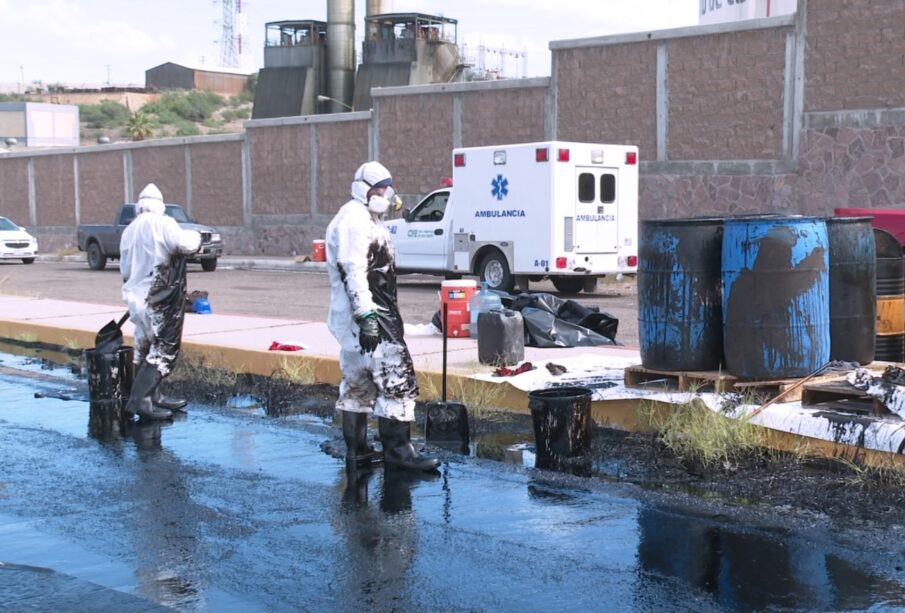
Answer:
(126, 111, 152, 141)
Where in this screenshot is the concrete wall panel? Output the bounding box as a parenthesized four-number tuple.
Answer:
(34, 154, 75, 226)
(132, 146, 188, 205)
(556, 42, 658, 157)
(77, 150, 125, 224)
(189, 141, 244, 226)
(377, 94, 454, 195)
(805, 0, 905, 112)
(248, 123, 310, 215)
(461, 87, 546, 148)
(315, 119, 369, 216)
(0, 157, 30, 225)
(668, 28, 788, 160)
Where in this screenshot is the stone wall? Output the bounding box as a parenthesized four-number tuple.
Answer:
(667, 27, 788, 160)
(556, 41, 658, 155)
(804, 0, 905, 113)
(3, 0, 905, 256)
(0, 157, 29, 225)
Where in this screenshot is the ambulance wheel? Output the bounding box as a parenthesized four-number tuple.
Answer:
(479, 252, 513, 292)
(551, 276, 584, 295)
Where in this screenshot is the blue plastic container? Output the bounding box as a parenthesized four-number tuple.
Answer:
(638, 218, 724, 371)
(722, 216, 830, 379)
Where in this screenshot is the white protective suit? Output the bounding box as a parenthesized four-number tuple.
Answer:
(326, 162, 419, 421)
(121, 184, 202, 376)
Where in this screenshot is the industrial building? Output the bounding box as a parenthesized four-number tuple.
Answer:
(0, 102, 79, 148)
(252, 0, 463, 119)
(145, 62, 253, 96)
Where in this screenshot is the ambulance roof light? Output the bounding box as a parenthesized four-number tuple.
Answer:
(535, 147, 549, 162)
(454, 153, 466, 167)
(557, 148, 570, 162)
(625, 151, 637, 165)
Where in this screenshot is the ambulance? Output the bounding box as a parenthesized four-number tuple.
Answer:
(385, 141, 639, 294)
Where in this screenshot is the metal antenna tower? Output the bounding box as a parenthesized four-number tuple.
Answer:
(216, 0, 247, 68)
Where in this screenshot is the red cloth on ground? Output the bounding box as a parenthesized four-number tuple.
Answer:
(269, 341, 305, 352)
(493, 362, 535, 377)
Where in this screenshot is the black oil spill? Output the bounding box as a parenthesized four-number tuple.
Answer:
(3, 348, 905, 611)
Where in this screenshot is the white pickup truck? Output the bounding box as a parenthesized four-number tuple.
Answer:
(386, 141, 639, 293)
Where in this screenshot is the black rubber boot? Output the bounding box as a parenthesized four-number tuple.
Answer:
(152, 386, 188, 412)
(341, 467, 373, 509)
(377, 417, 440, 472)
(342, 411, 383, 467)
(125, 362, 173, 421)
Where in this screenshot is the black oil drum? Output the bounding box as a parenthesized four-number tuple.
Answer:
(827, 217, 876, 364)
(722, 216, 830, 379)
(638, 218, 724, 371)
(85, 345, 134, 402)
(874, 228, 905, 362)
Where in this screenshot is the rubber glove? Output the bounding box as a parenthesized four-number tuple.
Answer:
(356, 311, 380, 354)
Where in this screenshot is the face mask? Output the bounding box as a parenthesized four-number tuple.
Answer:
(368, 195, 390, 214)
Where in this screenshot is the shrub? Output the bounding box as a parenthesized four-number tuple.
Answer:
(79, 100, 130, 129)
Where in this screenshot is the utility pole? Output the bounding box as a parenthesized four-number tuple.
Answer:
(106, 65, 111, 86)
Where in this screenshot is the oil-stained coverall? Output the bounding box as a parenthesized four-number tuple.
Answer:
(326, 162, 438, 472)
(121, 183, 201, 420)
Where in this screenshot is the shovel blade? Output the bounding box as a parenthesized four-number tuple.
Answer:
(425, 401, 470, 449)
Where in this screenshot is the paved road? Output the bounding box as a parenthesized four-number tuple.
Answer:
(0, 259, 641, 347)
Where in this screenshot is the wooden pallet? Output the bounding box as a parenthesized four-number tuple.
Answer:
(800, 378, 889, 416)
(623, 365, 803, 400)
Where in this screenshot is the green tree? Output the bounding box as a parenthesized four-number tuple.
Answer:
(126, 111, 153, 141)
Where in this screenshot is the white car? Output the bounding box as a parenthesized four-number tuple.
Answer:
(0, 216, 38, 264)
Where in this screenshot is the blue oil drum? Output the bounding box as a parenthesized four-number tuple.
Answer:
(638, 218, 724, 371)
(827, 217, 876, 365)
(722, 216, 830, 379)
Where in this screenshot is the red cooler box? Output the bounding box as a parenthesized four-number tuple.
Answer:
(440, 280, 477, 338)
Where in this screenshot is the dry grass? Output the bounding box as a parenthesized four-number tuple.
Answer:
(169, 353, 241, 389)
(271, 356, 317, 385)
(637, 396, 768, 470)
(419, 370, 506, 420)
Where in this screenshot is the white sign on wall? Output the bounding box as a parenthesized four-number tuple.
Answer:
(699, 0, 797, 26)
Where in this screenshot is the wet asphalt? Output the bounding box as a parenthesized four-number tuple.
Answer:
(2, 350, 905, 612)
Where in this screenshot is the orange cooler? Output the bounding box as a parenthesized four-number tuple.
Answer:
(440, 280, 477, 337)
(312, 239, 326, 262)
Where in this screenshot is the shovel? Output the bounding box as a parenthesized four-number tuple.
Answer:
(94, 311, 130, 354)
(424, 302, 470, 452)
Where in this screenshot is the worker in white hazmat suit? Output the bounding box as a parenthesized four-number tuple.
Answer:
(121, 183, 202, 420)
(326, 161, 439, 472)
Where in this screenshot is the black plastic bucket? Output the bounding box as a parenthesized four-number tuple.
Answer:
(722, 216, 830, 378)
(528, 387, 592, 468)
(638, 218, 724, 371)
(875, 228, 905, 362)
(477, 309, 525, 366)
(85, 346, 134, 402)
(827, 217, 876, 364)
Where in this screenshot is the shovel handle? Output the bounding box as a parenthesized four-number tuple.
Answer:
(117, 311, 130, 328)
(442, 302, 448, 403)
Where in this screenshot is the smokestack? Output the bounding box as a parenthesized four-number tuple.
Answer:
(366, 0, 392, 16)
(327, 0, 354, 112)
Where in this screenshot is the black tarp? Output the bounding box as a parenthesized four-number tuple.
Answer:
(433, 291, 619, 348)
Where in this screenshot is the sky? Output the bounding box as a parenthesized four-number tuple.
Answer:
(0, 0, 700, 90)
